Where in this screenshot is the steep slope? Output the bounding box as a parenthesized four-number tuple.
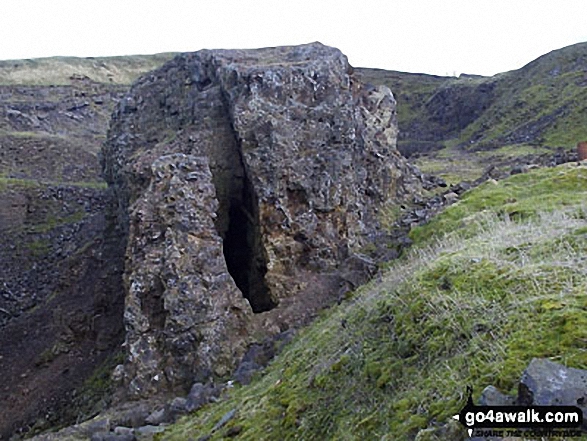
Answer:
(159, 163, 587, 440)
(357, 41, 587, 159)
(461, 42, 587, 149)
(0, 55, 172, 439)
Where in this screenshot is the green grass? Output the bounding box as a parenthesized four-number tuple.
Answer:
(0, 176, 107, 192)
(72, 352, 126, 420)
(412, 140, 574, 187)
(410, 163, 587, 245)
(24, 210, 87, 234)
(0, 130, 65, 139)
(26, 238, 51, 257)
(412, 152, 483, 185)
(475, 143, 554, 158)
(0, 176, 41, 191)
(156, 164, 587, 440)
(454, 45, 587, 151)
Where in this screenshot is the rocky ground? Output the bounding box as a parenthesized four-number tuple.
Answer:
(0, 66, 170, 439)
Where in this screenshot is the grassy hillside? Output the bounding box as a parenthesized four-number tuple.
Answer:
(360, 42, 587, 153)
(0, 53, 175, 86)
(357, 42, 587, 184)
(460, 42, 587, 150)
(155, 163, 587, 440)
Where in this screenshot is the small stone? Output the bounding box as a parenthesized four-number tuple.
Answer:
(479, 385, 515, 406)
(510, 164, 529, 175)
(169, 396, 187, 415)
(455, 181, 471, 192)
(443, 192, 459, 203)
(145, 408, 168, 425)
(212, 409, 237, 432)
(233, 361, 261, 386)
(185, 382, 220, 412)
(414, 420, 463, 441)
(111, 364, 125, 383)
(224, 425, 243, 437)
(114, 426, 135, 436)
(414, 209, 427, 219)
(91, 432, 136, 441)
(135, 425, 165, 440)
(84, 417, 111, 435)
(185, 383, 207, 412)
(114, 405, 150, 428)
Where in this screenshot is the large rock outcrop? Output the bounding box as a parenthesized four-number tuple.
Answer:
(103, 42, 423, 398)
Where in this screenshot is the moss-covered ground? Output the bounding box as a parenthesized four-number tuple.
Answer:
(155, 164, 587, 440)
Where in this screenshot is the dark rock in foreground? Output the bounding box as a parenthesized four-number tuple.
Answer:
(519, 358, 587, 427)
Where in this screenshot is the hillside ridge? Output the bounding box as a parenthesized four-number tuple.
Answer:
(357, 41, 587, 158)
(0, 53, 176, 86)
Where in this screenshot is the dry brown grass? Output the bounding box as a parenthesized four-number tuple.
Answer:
(0, 53, 175, 85)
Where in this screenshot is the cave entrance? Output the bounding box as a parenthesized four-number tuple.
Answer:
(222, 180, 276, 313)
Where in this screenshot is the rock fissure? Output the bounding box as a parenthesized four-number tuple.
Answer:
(213, 84, 275, 313)
(138, 275, 167, 330)
(221, 176, 275, 313)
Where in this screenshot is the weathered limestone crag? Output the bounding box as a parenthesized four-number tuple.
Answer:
(103, 42, 423, 398)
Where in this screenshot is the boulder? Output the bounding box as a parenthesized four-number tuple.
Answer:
(518, 358, 587, 424)
(185, 382, 221, 413)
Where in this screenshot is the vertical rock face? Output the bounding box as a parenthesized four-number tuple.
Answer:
(123, 154, 251, 396)
(103, 42, 422, 398)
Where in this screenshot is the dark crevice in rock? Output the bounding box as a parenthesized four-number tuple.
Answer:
(221, 144, 275, 314)
(207, 78, 276, 314)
